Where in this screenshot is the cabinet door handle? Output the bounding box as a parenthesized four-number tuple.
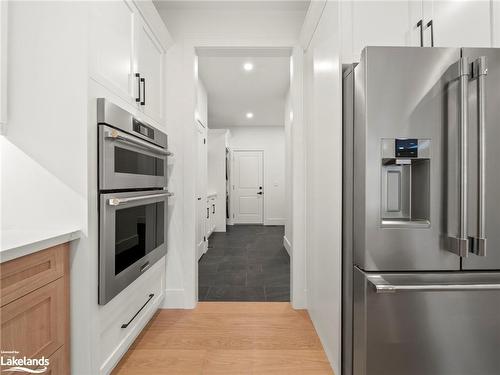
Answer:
(426, 20, 434, 47)
(135, 73, 141, 103)
(207, 207, 210, 219)
(212, 204, 215, 214)
(121, 293, 154, 329)
(417, 20, 424, 47)
(140, 77, 146, 106)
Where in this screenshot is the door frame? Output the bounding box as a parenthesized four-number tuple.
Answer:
(229, 148, 265, 226)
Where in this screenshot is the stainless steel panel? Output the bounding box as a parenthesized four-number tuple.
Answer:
(99, 124, 168, 190)
(97, 98, 167, 149)
(99, 190, 169, 305)
(353, 267, 500, 375)
(462, 48, 500, 270)
(353, 47, 461, 271)
(342, 65, 355, 375)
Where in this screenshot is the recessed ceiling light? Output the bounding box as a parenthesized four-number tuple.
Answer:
(246, 112, 254, 119)
(243, 62, 254, 71)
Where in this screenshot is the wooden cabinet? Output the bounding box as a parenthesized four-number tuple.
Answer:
(0, 244, 69, 375)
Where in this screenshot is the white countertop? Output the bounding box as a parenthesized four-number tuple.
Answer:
(1, 226, 81, 263)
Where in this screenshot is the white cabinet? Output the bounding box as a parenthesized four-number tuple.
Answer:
(491, 0, 500, 47)
(341, 0, 494, 62)
(424, 0, 492, 47)
(135, 18, 165, 124)
(341, 0, 421, 62)
(89, 0, 136, 104)
(89, 0, 168, 125)
(206, 195, 217, 238)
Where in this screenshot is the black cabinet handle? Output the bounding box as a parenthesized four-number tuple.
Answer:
(207, 207, 209, 219)
(426, 20, 434, 47)
(140, 77, 146, 106)
(121, 293, 154, 329)
(135, 73, 141, 103)
(212, 204, 215, 214)
(417, 20, 424, 47)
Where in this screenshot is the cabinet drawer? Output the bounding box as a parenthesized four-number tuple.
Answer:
(1, 278, 67, 368)
(99, 258, 165, 374)
(1, 244, 68, 306)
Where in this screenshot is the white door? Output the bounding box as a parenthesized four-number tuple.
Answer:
(196, 127, 207, 260)
(232, 150, 264, 224)
(135, 18, 164, 124)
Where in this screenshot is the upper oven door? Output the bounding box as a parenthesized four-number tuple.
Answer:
(99, 124, 168, 190)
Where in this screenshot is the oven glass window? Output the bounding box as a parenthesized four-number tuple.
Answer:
(115, 147, 164, 177)
(114, 201, 165, 275)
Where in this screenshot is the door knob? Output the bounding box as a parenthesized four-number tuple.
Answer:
(257, 192, 263, 195)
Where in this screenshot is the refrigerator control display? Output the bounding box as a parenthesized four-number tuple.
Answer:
(395, 139, 418, 157)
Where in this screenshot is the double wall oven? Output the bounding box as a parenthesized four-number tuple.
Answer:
(97, 98, 172, 305)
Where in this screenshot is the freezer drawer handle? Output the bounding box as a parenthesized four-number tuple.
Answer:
(105, 129, 174, 156)
(367, 276, 500, 293)
(470, 56, 488, 257)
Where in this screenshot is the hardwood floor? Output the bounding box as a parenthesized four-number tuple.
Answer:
(112, 302, 334, 375)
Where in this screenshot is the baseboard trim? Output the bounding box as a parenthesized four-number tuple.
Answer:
(264, 218, 286, 226)
(283, 235, 292, 256)
(161, 288, 186, 308)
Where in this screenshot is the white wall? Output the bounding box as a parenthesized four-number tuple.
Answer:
(227, 126, 285, 226)
(207, 129, 228, 232)
(302, 1, 343, 374)
(1, 2, 92, 374)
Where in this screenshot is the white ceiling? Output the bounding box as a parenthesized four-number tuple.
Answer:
(198, 48, 291, 128)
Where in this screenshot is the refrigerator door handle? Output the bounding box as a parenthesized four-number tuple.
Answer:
(366, 274, 500, 293)
(448, 57, 470, 258)
(470, 56, 488, 257)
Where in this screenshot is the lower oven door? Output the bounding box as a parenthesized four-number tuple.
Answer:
(99, 190, 169, 305)
(352, 267, 500, 375)
(99, 124, 168, 190)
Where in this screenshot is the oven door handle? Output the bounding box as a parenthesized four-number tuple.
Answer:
(105, 129, 174, 157)
(108, 192, 174, 206)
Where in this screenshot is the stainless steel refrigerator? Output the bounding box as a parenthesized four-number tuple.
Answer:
(342, 47, 500, 375)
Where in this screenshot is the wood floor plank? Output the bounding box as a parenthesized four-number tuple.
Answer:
(112, 302, 334, 375)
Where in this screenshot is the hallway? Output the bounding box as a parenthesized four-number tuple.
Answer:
(199, 225, 290, 302)
(112, 302, 333, 375)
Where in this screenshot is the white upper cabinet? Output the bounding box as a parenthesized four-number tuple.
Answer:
(424, 0, 492, 47)
(492, 0, 500, 47)
(135, 18, 165, 124)
(89, 0, 171, 125)
(341, 0, 495, 62)
(341, 0, 421, 62)
(89, 0, 136, 104)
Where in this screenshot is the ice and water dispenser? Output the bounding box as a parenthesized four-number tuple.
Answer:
(381, 138, 431, 227)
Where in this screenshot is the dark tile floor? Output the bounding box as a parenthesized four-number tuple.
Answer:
(198, 225, 290, 302)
